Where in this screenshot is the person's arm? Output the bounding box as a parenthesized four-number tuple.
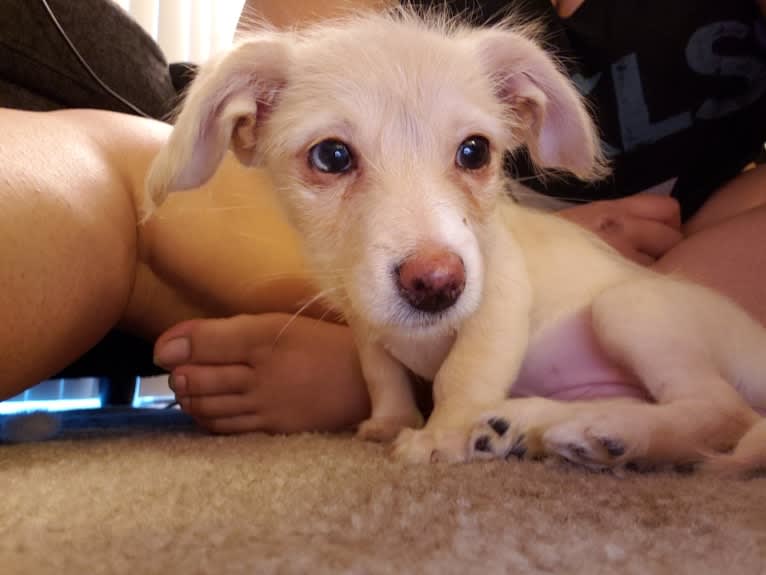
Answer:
(239, 0, 394, 31)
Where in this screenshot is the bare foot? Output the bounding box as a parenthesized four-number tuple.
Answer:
(153, 314, 370, 434)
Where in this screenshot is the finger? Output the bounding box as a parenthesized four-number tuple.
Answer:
(619, 194, 681, 229)
(623, 218, 684, 259)
(621, 247, 655, 267)
(195, 414, 268, 435)
(170, 364, 256, 397)
(154, 314, 288, 368)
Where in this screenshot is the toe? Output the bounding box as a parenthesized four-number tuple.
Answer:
(173, 364, 253, 398)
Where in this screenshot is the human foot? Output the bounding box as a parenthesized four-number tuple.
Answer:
(153, 313, 370, 434)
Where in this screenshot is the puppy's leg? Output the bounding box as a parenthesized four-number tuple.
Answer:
(466, 397, 645, 467)
(355, 339, 424, 442)
(541, 397, 755, 469)
(549, 277, 763, 469)
(392, 261, 533, 463)
(391, 341, 530, 464)
(467, 397, 603, 462)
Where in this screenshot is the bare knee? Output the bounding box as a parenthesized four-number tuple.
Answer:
(0, 111, 141, 398)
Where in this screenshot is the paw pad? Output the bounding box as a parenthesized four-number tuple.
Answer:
(474, 435, 492, 453)
(600, 437, 626, 458)
(506, 434, 527, 460)
(488, 417, 510, 436)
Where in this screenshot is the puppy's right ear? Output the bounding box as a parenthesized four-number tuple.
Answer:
(143, 36, 289, 218)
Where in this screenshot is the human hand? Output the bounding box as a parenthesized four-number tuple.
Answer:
(153, 313, 370, 434)
(558, 194, 682, 265)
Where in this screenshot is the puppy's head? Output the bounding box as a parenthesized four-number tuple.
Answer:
(146, 12, 604, 336)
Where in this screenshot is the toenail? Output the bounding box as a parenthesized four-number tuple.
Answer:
(474, 435, 491, 452)
(154, 338, 191, 368)
(488, 417, 510, 436)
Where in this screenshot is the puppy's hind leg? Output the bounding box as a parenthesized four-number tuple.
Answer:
(584, 277, 764, 472)
(541, 397, 753, 470)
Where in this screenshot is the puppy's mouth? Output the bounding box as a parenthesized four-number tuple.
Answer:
(382, 295, 468, 334)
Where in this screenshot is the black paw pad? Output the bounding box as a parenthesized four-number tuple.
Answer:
(600, 438, 626, 458)
(488, 417, 510, 437)
(507, 436, 527, 460)
(474, 435, 492, 453)
(569, 443, 590, 460)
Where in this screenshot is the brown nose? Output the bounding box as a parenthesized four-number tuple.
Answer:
(395, 247, 465, 313)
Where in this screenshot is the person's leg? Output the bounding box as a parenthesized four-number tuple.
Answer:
(654, 165, 766, 326)
(154, 314, 370, 434)
(142, 157, 374, 433)
(0, 109, 139, 399)
(682, 164, 766, 235)
(0, 107, 369, 430)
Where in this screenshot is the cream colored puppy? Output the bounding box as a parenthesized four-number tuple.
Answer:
(145, 11, 766, 474)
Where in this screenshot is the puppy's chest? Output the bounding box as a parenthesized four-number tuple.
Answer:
(379, 332, 456, 381)
(380, 309, 650, 402)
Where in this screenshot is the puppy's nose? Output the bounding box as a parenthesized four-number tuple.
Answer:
(396, 247, 465, 313)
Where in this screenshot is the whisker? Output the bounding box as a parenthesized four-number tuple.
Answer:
(507, 185, 592, 205)
(271, 287, 339, 346)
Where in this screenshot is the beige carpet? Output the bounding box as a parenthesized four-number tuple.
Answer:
(2, 430, 765, 574)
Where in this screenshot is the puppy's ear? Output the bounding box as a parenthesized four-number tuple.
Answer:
(473, 28, 606, 180)
(143, 36, 289, 217)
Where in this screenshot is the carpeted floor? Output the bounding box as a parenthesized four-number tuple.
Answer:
(2, 424, 765, 574)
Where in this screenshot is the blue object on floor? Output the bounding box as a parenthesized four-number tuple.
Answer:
(0, 407, 196, 443)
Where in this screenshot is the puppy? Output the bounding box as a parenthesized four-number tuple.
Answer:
(145, 10, 766, 474)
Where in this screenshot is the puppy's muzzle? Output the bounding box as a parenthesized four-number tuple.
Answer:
(395, 247, 465, 314)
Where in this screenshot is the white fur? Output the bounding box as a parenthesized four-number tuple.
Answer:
(145, 11, 765, 475)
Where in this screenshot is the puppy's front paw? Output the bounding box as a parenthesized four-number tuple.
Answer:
(356, 413, 424, 443)
(468, 414, 544, 462)
(391, 427, 468, 464)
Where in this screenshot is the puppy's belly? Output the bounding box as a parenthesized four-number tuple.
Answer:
(510, 308, 652, 402)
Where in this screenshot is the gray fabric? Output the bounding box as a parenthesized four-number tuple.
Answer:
(0, 0, 177, 120)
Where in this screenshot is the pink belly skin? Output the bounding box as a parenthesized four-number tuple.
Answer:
(506, 308, 765, 416)
(509, 308, 652, 402)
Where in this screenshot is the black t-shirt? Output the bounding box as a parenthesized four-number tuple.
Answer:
(409, 0, 766, 220)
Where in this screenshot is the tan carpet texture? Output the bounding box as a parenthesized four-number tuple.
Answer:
(2, 431, 765, 574)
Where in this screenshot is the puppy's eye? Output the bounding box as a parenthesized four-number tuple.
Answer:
(456, 136, 490, 170)
(308, 139, 354, 174)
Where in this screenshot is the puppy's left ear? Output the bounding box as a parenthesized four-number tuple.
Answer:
(472, 28, 606, 180)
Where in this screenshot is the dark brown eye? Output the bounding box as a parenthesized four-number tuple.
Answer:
(309, 139, 354, 173)
(456, 136, 490, 170)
